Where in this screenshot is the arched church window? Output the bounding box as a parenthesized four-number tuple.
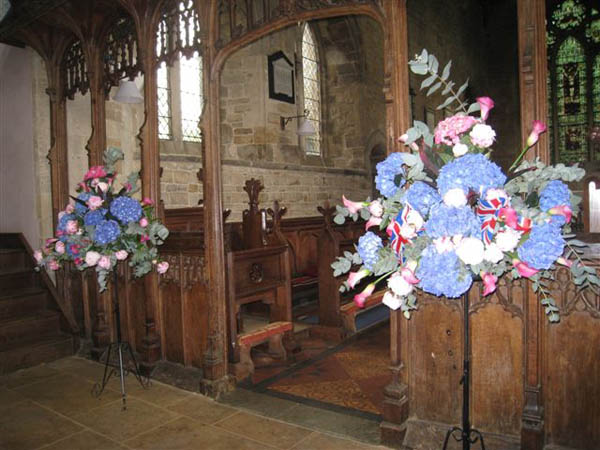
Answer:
(547, 0, 600, 164)
(301, 22, 322, 156)
(156, 0, 203, 143)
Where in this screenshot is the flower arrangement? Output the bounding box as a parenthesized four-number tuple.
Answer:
(333, 50, 599, 322)
(35, 147, 170, 291)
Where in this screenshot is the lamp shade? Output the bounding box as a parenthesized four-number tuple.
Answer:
(113, 80, 143, 104)
(297, 119, 316, 136)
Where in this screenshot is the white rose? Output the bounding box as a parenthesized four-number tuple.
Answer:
(455, 237, 485, 265)
(495, 228, 522, 252)
(484, 243, 504, 263)
(85, 251, 101, 267)
(406, 209, 424, 229)
(452, 143, 468, 157)
(443, 188, 468, 207)
(382, 291, 403, 310)
(388, 272, 414, 297)
(469, 123, 496, 148)
(486, 188, 508, 202)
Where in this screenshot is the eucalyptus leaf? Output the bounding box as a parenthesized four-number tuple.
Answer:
(421, 74, 437, 89)
(427, 82, 442, 96)
(441, 60, 452, 81)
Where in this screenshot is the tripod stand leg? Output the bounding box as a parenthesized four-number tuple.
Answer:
(118, 343, 127, 410)
(92, 343, 115, 397)
(125, 342, 149, 388)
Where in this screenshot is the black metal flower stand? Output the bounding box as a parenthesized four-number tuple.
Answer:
(442, 289, 486, 450)
(92, 270, 149, 410)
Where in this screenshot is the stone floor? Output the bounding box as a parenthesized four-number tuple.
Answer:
(0, 356, 390, 450)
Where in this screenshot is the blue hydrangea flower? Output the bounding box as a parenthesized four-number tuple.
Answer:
(416, 245, 472, 298)
(539, 180, 570, 211)
(425, 204, 481, 238)
(375, 153, 406, 197)
(57, 213, 77, 232)
(437, 153, 506, 197)
(74, 193, 91, 216)
(94, 219, 121, 245)
(517, 222, 565, 270)
(110, 196, 142, 224)
(404, 181, 441, 217)
(84, 208, 107, 226)
(357, 231, 383, 271)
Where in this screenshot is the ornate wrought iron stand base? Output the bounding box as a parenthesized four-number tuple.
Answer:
(442, 289, 486, 450)
(91, 271, 149, 410)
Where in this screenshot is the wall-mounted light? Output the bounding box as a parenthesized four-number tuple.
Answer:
(280, 109, 316, 136)
(113, 79, 143, 104)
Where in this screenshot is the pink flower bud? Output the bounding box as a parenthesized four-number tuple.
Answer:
(139, 217, 149, 227)
(476, 97, 495, 121)
(141, 197, 154, 206)
(342, 195, 363, 214)
(548, 205, 572, 224)
(353, 283, 376, 308)
(513, 259, 539, 278)
(140, 235, 150, 243)
(481, 272, 498, 296)
(365, 216, 382, 231)
(157, 261, 169, 274)
(526, 120, 547, 147)
(347, 269, 370, 289)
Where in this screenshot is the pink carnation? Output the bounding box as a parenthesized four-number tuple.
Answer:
(84, 166, 107, 181)
(87, 196, 103, 210)
(434, 115, 478, 146)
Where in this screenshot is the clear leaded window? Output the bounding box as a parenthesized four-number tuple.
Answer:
(301, 23, 321, 156)
(157, 62, 172, 140)
(180, 52, 203, 142)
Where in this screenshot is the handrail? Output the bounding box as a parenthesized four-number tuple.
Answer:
(17, 233, 80, 334)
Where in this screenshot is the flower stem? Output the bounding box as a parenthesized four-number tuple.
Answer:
(509, 145, 531, 172)
(427, 69, 468, 114)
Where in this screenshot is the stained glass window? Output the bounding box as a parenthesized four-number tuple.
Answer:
(547, 1, 599, 164)
(302, 23, 321, 156)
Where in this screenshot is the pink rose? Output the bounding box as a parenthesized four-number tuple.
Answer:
(98, 256, 111, 270)
(85, 251, 101, 266)
(156, 261, 169, 274)
(48, 259, 60, 271)
(55, 241, 65, 254)
(139, 217, 149, 227)
(65, 203, 74, 214)
(33, 250, 43, 263)
(526, 120, 547, 147)
(141, 197, 154, 206)
(115, 250, 128, 260)
(86, 195, 103, 210)
(66, 220, 79, 234)
(140, 235, 150, 243)
(476, 97, 495, 121)
(84, 166, 107, 181)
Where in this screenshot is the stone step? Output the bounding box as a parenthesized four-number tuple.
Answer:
(0, 268, 40, 290)
(0, 333, 74, 375)
(0, 248, 29, 272)
(0, 288, 47, 317)
(0, 310, 62, 344)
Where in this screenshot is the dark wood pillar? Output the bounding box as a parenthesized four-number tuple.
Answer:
(380, 1, 412, 447)
(198, 0, 234, 397)
(517, 0, 548, 448)
(118, 0, 165, 375)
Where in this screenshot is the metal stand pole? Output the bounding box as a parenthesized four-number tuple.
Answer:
(92, 270, 149, 409)
(442, 290, 485, 450)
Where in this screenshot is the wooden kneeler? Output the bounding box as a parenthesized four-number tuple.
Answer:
(235, 321, 293, 377)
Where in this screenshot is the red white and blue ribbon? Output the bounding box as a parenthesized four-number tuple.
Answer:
(477, 196, 508, 244)
(387, 203, 418, 259)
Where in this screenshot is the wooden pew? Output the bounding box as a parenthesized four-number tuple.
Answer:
(316, 204, 386, 338)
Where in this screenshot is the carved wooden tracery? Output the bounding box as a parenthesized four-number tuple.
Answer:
(63, 39, 89, 99)
(103, 15, 141, 91)
(157, 0, 203, 67)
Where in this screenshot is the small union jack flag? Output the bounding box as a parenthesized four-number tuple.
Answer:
(477, 196, 508, 244)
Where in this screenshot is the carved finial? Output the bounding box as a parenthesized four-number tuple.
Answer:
(243, 178, 264, 209)
(267, 200, 287, 230)
(317, 201, 336, 231)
